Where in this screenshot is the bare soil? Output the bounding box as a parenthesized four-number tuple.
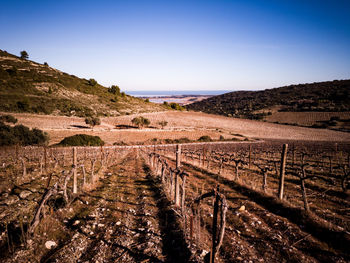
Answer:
(4, 111, 350, 145)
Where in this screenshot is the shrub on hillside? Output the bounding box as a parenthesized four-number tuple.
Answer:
(58, 134, 104, 146)
(197, 135, 212, 142)
(88, 78, 97, 86)
(85, 117, 101, 127)
(169, 102, 184, 111)
(0, 122, 48, 146)
(0, 114, 18, 124)
(108, 85, 120, 96)
(131, 116, 150, 128)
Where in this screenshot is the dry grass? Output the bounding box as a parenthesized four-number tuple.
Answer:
(265, 111, 350, 126)
(4, 111, 350, 145)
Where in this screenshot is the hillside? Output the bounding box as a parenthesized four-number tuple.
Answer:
(0, 50, 165, 117)
(187, 80, 350, 131)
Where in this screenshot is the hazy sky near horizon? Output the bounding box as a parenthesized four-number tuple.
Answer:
(1, 0, 349, 92)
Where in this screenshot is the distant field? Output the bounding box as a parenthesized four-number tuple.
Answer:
(140, 95, 213, 105)
(265, 111, 350, 131)
(5, 111, 350, 145)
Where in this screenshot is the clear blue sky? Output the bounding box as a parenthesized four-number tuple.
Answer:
(1, 0, 349, 92)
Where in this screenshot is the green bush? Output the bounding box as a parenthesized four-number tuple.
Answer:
(85, 117, 101, 127)
(58, 134, 104, 146)
(158, 121, 168, 129)
(0, 122, 48, 146)
(109, 85, 120, 96)
(169, 102, 184, 111)
(131, 116, 150, 128)
(0, 114, 17, 124)
(88, 78, 97, 86)
(174, 137, 192, 143)
(197, 135, 212, 142)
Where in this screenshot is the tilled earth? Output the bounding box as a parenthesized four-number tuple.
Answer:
(1, 153, 193, 263)
(1, 151, 349, 262)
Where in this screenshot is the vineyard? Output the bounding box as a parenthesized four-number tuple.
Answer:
(0, 140, 349, 262)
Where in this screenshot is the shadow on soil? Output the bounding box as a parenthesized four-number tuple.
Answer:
(185, 162, 350, 258)
(142, 163, 193, 263)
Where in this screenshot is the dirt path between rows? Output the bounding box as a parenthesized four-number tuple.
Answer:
(4, 152, 194, 263)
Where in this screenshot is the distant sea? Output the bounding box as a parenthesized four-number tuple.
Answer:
(127, 90, 231, 97)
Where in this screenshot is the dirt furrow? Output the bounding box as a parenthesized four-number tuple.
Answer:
(176, 158, 348, 262)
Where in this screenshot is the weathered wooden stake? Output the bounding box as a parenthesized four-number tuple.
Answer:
(181, 176, 186, 213)
(21, 158, 26, 177)
(249, 145, 252, 169)
(190, 214, 194, 241)
(262, 172, 267, 192)
(176, 144, 181, 169)
(211, 186, 220, 263)
(73, 147, 78, 194)
(44, 146, 47, 172)
(278, 144, 288, 199)
(175, 172, 180, 206)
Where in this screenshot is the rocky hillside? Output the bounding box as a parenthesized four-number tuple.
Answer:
(187, 80, 350, 118)
(0, 50, 165, 117)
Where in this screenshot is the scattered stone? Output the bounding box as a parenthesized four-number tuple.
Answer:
(200, 250, 208, 257)
(5, 195, 19, 205)
(45, 240, 57, 249)
(116, 221, 121, 226)
(73, 220, 80, 226)
(238, 205, 246, 211)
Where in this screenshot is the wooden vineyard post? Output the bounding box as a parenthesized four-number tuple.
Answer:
(169, 169, 174, 199)
(211, 186, 220, 263)
(73, 147, 78, 194)
(176, 144, 181, 169)
(249, 145, 252, 169)
(44, 146, 47, 173)
(100, 146, 104, 166)
(175, 172, 180, 206)
(190, 214, 194, 241)
(278, 144, 288, 200)
(15, 145, 19, 164)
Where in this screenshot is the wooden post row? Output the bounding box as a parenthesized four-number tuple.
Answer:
(211, 186, 220, 263)
(176, 144, 181, 169)
(278, 144, 288, 199)
(73, 147, 78, 194)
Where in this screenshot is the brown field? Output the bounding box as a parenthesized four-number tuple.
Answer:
(5, 111, 350, 145)
(265, 111, 350, 129)
(0, 141, 349, 262)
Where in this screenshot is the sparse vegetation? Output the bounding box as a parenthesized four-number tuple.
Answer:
(88, 78, 98, 86)
(85, 116, 101, 128)
(0, 49, 165, 117)
(197, 135, 212, 142)
(187, 80, 350, 119)
(20, 50, 28, 59)
(158, 120, 168, 129)
(58, 134, 104, 146)
(108, 85, 120, 96)
(131, 116, 151, 128)
(0, 114, 18, 124)
(0, 122, 48, 146)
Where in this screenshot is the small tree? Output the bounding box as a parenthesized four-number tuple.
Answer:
(109, 85, 120, 96)
(44, 62, 49, 66)
(85, 117, 101, 128)
(20, 50, 29, 59)
(88, 78, 97, 86)
(131, 116, 150, 128)
(158, 121, 168, 129)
